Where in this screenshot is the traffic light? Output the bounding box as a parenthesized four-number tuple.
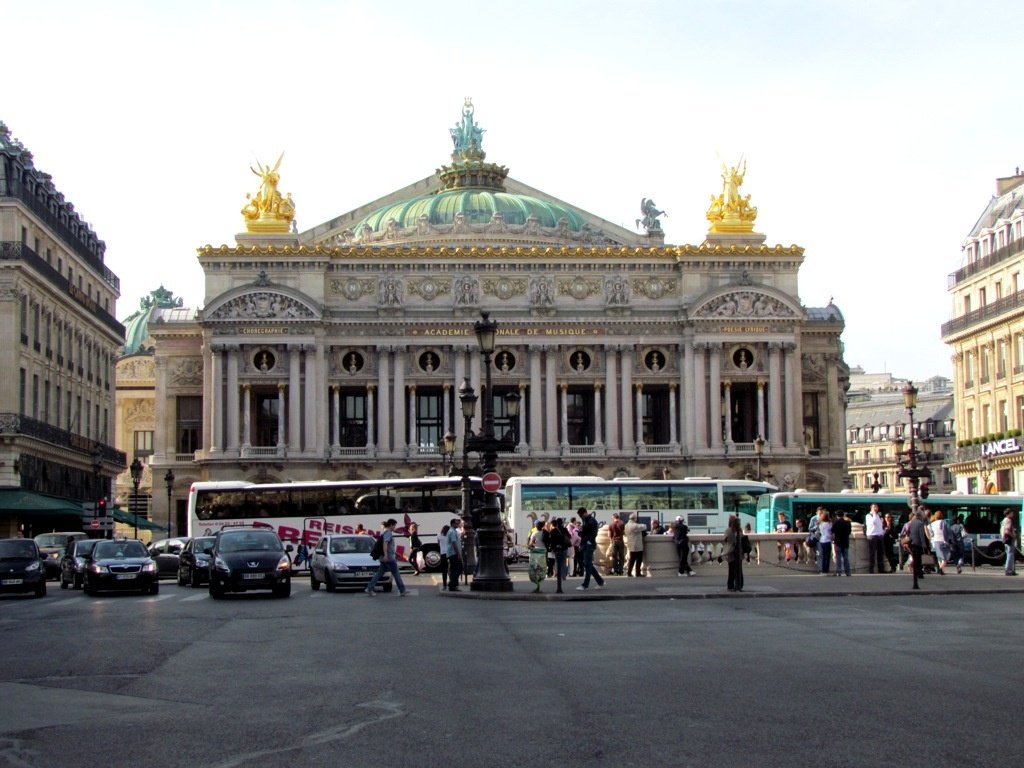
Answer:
(97, 498, 107, 516)
(919, 482, 929, 500)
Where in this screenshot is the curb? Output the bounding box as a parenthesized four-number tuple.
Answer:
(439, 586, 1024, 602)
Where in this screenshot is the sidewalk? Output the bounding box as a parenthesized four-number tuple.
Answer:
(439, 564, 1024, 600)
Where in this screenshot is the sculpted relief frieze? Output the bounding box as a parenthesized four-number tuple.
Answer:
(695, 291, 798, 319)
(171, 358, 204, 386)
(118, 357, 154, 380)
(407, 278, 452, 301)
(482, 277, 527, 301)
(209, 292, 315, 320)
(330, 278, 376, 300)
(124, 399, 154, 425)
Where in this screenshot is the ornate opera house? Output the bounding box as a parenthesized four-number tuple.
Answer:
(146, 101, 848, 521)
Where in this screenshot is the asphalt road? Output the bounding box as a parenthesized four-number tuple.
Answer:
(1, 576, 1022, 768)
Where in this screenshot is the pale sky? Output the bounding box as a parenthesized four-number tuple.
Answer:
(5, 0, 1021, 382)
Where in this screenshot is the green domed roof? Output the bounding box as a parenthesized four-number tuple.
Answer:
(353, 188, 587, 236)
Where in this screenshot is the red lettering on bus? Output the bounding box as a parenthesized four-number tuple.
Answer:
(278, 525, 300, 543)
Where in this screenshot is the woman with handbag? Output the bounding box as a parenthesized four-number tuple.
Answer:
(1000, 510, 1018, 576)
(723, 515, 744, 592)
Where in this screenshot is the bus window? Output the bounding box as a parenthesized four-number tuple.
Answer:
(620, 485, 669, 513)
(723, 489, 758, 519)
(671, 485, 716, 510)
(571, 485, 619, 515)
(520, 485, 571, 513)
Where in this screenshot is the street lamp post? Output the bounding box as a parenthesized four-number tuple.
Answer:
(129, 457, 143, 539)
(463, 311, 520, 592)
(753, 435, 765, 481)
(870, 471, 881, 494)
(892, 381, 932, 517)
(163, 469, 175, 540)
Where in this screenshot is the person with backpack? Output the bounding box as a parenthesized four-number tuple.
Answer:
(928, 510, 952, 576)
(575, 507, 605, 591)
(723, 515, 744, 592)
(365, 519, 408, 597)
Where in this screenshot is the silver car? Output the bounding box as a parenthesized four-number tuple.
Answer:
(310, 535, 391, 593)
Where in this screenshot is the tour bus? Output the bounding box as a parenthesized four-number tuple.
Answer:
(187, 476, 487, 571)
(756, 490, 1024, 563)
(504, 476, 777, 545)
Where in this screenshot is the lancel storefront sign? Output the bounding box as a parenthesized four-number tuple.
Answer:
(981, 437, 1023, 458)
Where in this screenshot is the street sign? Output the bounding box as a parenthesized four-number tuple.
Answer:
(481, 472, 502, 493)
(90, 519, 100, 530)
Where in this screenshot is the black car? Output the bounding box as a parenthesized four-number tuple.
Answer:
(148, 537, 189, 580)
(209, 528, 292, 599)
(34, 531, 87, 580)
(177, 536, 215, 587)
(83, 539, 159, 596)
(59, 538, 99, 590)
(0, 538, 46, 598)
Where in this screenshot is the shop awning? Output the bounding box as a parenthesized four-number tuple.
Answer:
(0, 490, 85, 518)
(112, 508, 167, 532)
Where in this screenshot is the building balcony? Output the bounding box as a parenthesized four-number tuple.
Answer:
(0, 412, 124, 466)
(947, 235, 1024, 289)
(941, 288, 1024, 339)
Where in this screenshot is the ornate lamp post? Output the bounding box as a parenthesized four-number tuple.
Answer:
(891, 381, 932, 516)
(91, 445, 104, 538)
(870, 471, 881, 494)
(163, 469, 175, 540)
(463, 311, 520, 592)
(753, 435, 765, 481)
(457, 380, 478, 532)
(129, 457, 143, 539)
(979, 455, 994, 494)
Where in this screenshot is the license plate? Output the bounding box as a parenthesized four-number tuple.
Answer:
(115, 574, 137, 580)
(1, 579, 22, 585)
(243, 573, 266, 580)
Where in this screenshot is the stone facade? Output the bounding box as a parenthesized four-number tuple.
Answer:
(147, 108, 849, 531)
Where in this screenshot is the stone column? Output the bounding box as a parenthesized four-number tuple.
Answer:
(316, 341, 327, 453)
(154, 357, 168, 460)
(393, 347, 406, 456)
(518, 382, 528, 452)
(605, 345, 619, 451)
(276, 384, 286, 449)
(366, 383, 376, 453)
(241, 384, 251, 450)
(210, 344, 223, 453)
(621, 347, 634, 450)
(304, 347, 317, 454)
(723, 382, 733, 445)
(377, 349, 390, 454)
(559, 382, 569, 449)
(226, 345, 239, 452)
(669, 382, 678, 447)
(784, 343, 798, 448)
(694, 343, 707, 450)
(545, 347, 558, 452)
(757, 380, 766, 441)
(408, 384, 417, 454)
(709, 343, 722, 450)
(331, 385, 341, 451)
(442, 382, 452, 435)
(769, 342, 783, 448)
(634, 382, 644, 448)
(593, 383, 604, 449)
(529, 348, 542, 452)
(288, 345, 301, 453)
(683, 341, 695, 453)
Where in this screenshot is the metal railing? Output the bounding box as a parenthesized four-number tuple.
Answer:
(948, 236, 1024, 288)
(941, 288, 1024, 338)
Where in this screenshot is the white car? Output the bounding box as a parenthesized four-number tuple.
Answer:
(310, 535, 392, 593)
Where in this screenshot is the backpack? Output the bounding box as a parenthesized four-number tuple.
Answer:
(370, 535, 384, 561)
(741, 535, 752, 555)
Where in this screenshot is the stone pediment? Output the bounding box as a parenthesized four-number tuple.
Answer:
(691, 288, 802, 321)
(204, 289, 320, 322)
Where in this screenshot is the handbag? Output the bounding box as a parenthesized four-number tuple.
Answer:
(899, 533, 911, 550)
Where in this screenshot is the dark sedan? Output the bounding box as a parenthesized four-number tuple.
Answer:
(148, 537, 189, 580)
(0, 538, 46, 598)
(209, 528, 292, 598)
(59, 538, 99, 590)
(177, 536, 215, 587)
(84, 539, 159, 596)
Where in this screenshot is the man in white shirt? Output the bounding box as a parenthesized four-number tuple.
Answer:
(865, 503, 886, 574)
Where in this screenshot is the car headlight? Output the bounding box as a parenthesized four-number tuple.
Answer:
(90, 564, 108, 574)
(276, 555, 291, 571)
(142, 561, 157, 573)
(195, 557, 209, 567)
(331, 561, 350, 572)
(214, 556, 230, 572)
(25, 560, 40, 572)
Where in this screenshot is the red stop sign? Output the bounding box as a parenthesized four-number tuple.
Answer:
(481, 472, 502, 493)
(90, 519, 100, 529)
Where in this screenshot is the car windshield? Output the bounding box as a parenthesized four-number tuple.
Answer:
(194, 537, 215, 552)
(219, 532, 281, 553)
(0, 540, 37, 559)
(94, 541, 148, 559)
(330, 537, 374, 555)
(34, 534, 70, 548)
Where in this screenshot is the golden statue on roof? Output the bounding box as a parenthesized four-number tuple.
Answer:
(242, 152, 296, 233)
(706, 158, 758, 234)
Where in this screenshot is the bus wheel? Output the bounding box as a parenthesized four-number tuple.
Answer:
(423, 549, 442, 571)
(988, 542, 1006, 562)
